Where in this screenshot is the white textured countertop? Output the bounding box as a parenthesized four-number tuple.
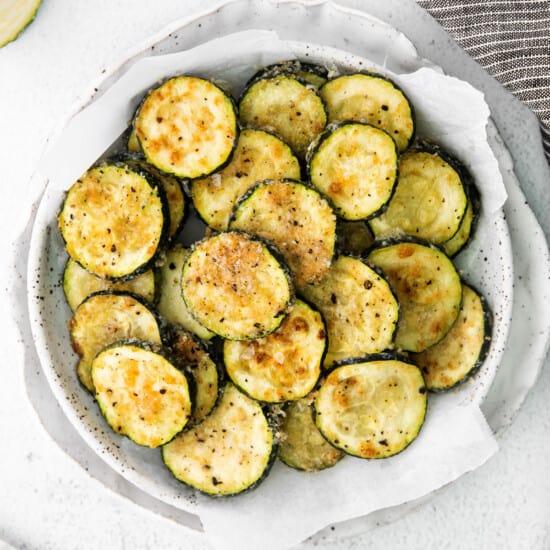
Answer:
(1, 1, 549, 549)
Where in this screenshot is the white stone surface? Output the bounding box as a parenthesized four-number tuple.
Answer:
(1, 1, 549, 549)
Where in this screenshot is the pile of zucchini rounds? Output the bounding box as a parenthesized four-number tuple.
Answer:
(57, 60, 492, 497)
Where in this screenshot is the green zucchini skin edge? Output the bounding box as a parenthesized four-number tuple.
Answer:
(306, 121, 399, 221)
(413, 280, 493, 392)
(319, 70, 416, 151)
(181, 230, 296, 341)
(58, 159, 171, 282)
(244, 60, 330, 90)
(133, 75, 239, 180)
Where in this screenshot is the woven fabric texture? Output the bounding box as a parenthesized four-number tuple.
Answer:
(416, 0, 550, 161)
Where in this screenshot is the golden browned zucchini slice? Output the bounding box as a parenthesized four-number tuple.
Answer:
(278, 394, 344, 471)
(307, 122, 398, 220)
(314, 357, 427, 459)
(69, 291, 162, 392)
(58, 163, 167, 280)
(91, 341, 193, 448)
(369, 149, 468, 244)
(247, 60, 329, 89)
(366, 239, 462, 352)
(229, 179, 336, 289)
(134, 75, 238, 179)
(412, 283, 492, 391)
(182, 232, 293, 340)
(319, 73, 415, 151)
(169, 327, 221, 424)
(190, 128, 301, 231)
(301, 255, 399, 367)
(162, 383, 276, 496)
(223, 299, 326, 403)
(62, 258, 155, 312)
(156, 245, 215, 341)
(238, 74, 327, 157)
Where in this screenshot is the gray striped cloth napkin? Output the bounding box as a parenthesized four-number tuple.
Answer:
(416, 0, 550, 162)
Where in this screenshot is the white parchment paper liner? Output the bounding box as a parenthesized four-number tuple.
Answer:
(34, 29, 507, 550)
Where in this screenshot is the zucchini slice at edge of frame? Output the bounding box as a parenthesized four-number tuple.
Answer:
(134, 75, 238, 179)
(58, 162, 168, 280)
(278, 394, 344, 472)
(190, 128, 301, 231)
(162, 382, 276, 497)
(411, 282, 493, 392)
(0, 0, 42, 48)
(314, 356, 427, 459)
(229, 178, 337, 289)
(69, 290, 163, 392)
(319, 72, 415, 151)
(307, 122, 398, 221)
(156, 245, 216, 341)
(238, 73, 327, 158)
(223, 299, 326, 403)
(300, 255, 399, 368)
(366, 238, 463, 353)
(181, 231, 294, 341)
(63, 257, 156, 312)
(91, 340, 193, 448)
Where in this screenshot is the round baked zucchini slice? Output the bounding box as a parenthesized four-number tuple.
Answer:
(412, 283, 492, 391)
(366, 239, 462, 352)
(278, 395, 344, 472)
(238, 74, 327, 158)
(182, 232, 293, 340)
(162, 382, 276, 497)
(223, 299, 326, 403)
(0, 0, 42, 48)
(308, 122, 398, 220)
(156, 245, 215, 341)
(63, 257, 155, 312)
(319, 73, 415, 151)
(169, 327, 221, 425)
(134, 75, 238, 179)
(301, 256, 399, 368)
(369, 149, 468, 244)
(229, 179, 336, 289)
(58, 163, 167, 280)
(190, 128, 301, 231)
(315, 358, 427, 459)
(91, 341, 193, 448)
